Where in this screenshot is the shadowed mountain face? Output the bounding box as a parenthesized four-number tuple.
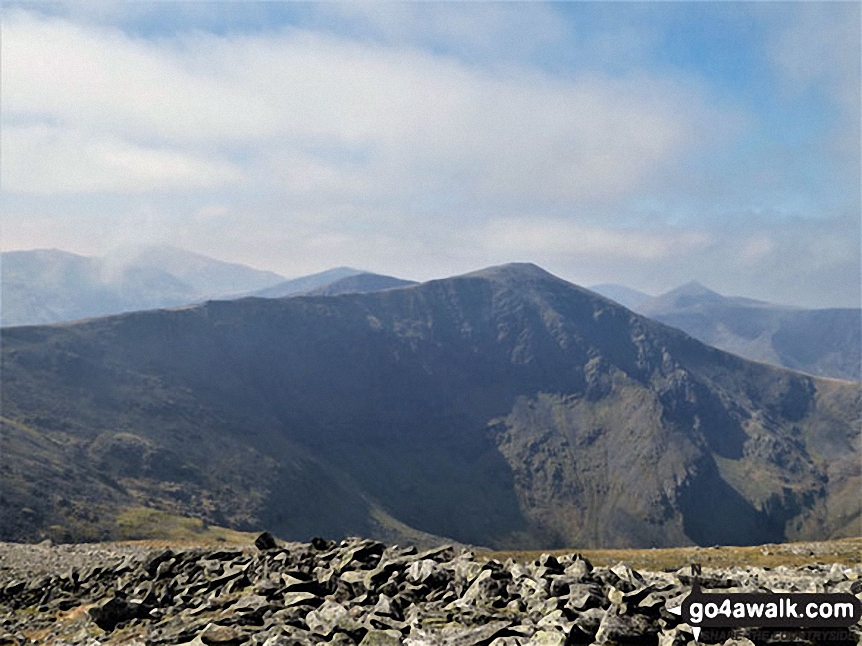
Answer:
(1, 265, 859, 548)
(1, 247, 285, 326)
(634, 282, 861, 382)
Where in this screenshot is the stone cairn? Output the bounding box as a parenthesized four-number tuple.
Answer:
(1, 533, 860, 645)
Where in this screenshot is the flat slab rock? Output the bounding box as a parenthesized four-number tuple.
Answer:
(0, 536, 860, 646)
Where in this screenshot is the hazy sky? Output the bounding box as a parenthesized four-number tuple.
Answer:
(2, 2, 859, 307)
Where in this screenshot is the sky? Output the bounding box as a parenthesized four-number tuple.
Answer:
(1, 1, 859, 308)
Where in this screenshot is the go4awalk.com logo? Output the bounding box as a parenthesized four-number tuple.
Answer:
(668, 580, 862, 642)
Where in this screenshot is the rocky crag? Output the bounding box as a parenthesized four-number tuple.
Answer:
(1, 535, 860, 646)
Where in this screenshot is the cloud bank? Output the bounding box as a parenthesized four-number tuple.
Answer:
(1, 4, 858, 308)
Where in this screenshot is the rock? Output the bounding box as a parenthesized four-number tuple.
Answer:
(538, 554, 564, 574)
(359, 629, 403, 646)
(144, 549, 176, 577)
(311, 537, 334, 551)
(436, 620, 512, 646)
(406, 559, 438, 584)
(609, 563, 646, 588)
(565, 583, 604, 612)
(564, 556, 593, 580)
(528, 630, 566, 646)
(88, 596, 150, 631)
(200, 623, 248, 645)
(283, 591, 322, 608)
(570, 606, 605, 641)
(255, 532, 278, 552)
(306, 599, 359, 636)
(594, 611, 657, 645)
(0, 537, 857, 646)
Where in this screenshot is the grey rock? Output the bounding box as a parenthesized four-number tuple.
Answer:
(359, 629, 403, 646)
(0, 538, 857, 646)
(594, 610, 658, 645)
(200, 623, 248, 645)
(87, 595, 150, 631)
(528, 630, 567, 646)
(435, 620, 513, 646)
(255, 532, 278, 552)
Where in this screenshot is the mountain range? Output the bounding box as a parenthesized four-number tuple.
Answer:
(591, 282, 861, 382)
(1, 248, 409, 327)
(2, 264, 858, 549)
(5, 248, 857, 383)
(0, 247, 283, 326)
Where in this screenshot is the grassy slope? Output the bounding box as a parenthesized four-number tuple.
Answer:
(482, 536, 862, 570)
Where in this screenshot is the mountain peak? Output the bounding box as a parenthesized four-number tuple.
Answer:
(673, 280, 720, 297)
(461, 262, 562, 283)
(639, 280, 725, 315)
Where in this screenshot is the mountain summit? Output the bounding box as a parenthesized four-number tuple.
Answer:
(1, 264, 858, 547)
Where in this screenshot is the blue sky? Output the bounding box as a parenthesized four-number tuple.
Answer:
(2, 1, 859, 307)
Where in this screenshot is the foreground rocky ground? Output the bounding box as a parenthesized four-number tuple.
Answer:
(1, 535, 860, 645)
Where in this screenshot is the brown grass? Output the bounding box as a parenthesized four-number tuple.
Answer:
(478, 537, 862, 570)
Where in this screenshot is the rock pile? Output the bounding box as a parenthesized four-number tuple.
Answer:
(0, 535, 860, 645)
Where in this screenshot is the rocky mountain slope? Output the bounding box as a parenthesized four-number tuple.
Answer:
(3, 536, 861, 646)
(1, 264, 859, 548)
(600, 281, 860, 382)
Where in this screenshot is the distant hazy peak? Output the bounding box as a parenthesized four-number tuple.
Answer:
(104, 244, 282, 276)
(1, 246, 286, 326)
(637, 280, 728, 314)
(251, 267, 364, 299)
(668, 280, 721, 297)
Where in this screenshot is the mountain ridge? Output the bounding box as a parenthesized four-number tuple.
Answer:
(631, 282, 861, 382)
(2, 264, 858, 548)
(249, 267, 363, 299)
(1, 248, 412, 326)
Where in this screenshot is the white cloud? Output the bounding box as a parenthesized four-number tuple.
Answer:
(1, 10, 736, 206)
(1, 125, 241, 193)
(768, 3, 859, 113)
(309, 3, 568, 59)
(738, 235, 775, 265)
(483, 217, 709, 261)
(2, 6, 854, 308)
